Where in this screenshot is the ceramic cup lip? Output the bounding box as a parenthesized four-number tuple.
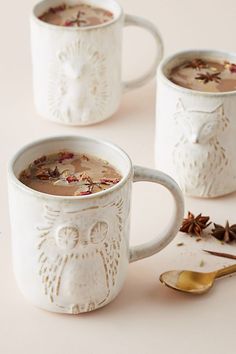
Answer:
(158, 49, 236, 97)
(8, 135, 132, 201)
(31, 0, 123, 31)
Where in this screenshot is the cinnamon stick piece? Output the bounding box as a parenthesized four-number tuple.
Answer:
(203, 249, 236, 260)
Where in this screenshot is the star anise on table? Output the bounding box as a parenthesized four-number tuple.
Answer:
(211, 221, 236, 243)
(184, 58, 208, 70)
(195, 72, 221, 84)
(179, 211, 211, 237)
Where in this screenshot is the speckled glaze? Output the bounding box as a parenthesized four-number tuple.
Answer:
(8, 136, 184, 314)
(156, 50, 236, 198)
(31, 0, 163, 126)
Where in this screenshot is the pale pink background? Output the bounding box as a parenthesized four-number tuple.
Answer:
(1, 0, 236, 353)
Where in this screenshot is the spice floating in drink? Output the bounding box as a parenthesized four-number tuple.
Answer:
(168, 57, 236, 92)
(19, 151, 121, 196)
(39, 3, 114, 27)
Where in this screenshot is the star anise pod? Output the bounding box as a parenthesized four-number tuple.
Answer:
(195, 72, 221, 84)
(184, 58, 208, 70)
(211, 221, 236, 243)
(180, 212, 211, 237)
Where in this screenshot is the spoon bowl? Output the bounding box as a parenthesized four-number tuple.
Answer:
(160, 263, 236, 294)
(160, 270, 217, 294)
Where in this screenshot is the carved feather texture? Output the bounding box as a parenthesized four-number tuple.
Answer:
(37, 200, 124, 313)
(173, 101, 229, 197)
(48, 39, 109, 124)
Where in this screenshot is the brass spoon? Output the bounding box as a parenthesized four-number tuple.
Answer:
(160, 264, 236, 294)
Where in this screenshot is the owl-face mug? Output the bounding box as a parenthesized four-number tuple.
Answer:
(156, 49, 236, 198)
(31, 0, 163, 126)
(8, 135, 184, 314)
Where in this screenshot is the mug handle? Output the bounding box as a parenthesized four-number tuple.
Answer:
(122, 14, 164, 93)
(129, 166, 184, 263)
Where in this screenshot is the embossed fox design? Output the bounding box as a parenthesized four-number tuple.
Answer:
(173, 100, 229, 197)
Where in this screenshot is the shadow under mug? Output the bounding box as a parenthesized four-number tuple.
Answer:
(156, 49, 236, 198)
(31, 0, 163, 126)
(8, 136, 184, 314)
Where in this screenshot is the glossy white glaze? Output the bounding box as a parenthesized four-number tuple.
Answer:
(8, 136, 184, 313)
(156, 50, 236, 198)
(31, 0, 163, 125)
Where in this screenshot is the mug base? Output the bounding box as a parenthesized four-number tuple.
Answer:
(35, 104, 120, 126)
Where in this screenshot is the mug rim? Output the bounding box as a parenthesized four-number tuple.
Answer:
(8, 135, 133, 201)
(158, 49, 236, 97)
(31, 0, 123, 31)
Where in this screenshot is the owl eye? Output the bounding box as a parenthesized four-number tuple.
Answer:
(56, 225, 79, 250)
(90, 221, 108, 244)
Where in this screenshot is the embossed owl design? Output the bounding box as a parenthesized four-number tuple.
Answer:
(173, 100, 230, 197)
(48, 39, 109, 124)
(37, 199, 124, 314)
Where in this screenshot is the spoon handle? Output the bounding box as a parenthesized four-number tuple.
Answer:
(216, 264, 236, 278)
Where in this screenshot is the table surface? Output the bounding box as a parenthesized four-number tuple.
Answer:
(1, 0, 236, 353)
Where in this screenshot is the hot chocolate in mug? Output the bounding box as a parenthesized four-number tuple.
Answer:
(31, 0, 163, 126)
(8, 136, 184, 314)
(156, 49, 236, 198)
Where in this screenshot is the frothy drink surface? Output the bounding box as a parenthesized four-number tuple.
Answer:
(19, 152, 122, 196)
(168, 58, 236, 92)
(39, 3, 114, 27)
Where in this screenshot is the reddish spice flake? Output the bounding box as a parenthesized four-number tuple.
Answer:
(64, 20, 75, 26)
(36, 166, 60, 180)
(230, 63, 236, 73)
(49, 4, 66, 14)
(184, 58, 208, 70)
(104, 10, 113, 17)
(58, 152, 74, 163)
(79, 191, 92, 196)
(100, 178, 120, 185)
(66, 175, 78, 183)
(34, 155, 47, 165)
(36, 173, 50, 181)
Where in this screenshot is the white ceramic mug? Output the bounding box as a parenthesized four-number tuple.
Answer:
(156, 49, 236, 198)
(31, 0, 163, 126)
(8, 136, 184, 314)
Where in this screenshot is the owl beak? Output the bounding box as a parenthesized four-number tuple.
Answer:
(190, 134, 199, 144)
